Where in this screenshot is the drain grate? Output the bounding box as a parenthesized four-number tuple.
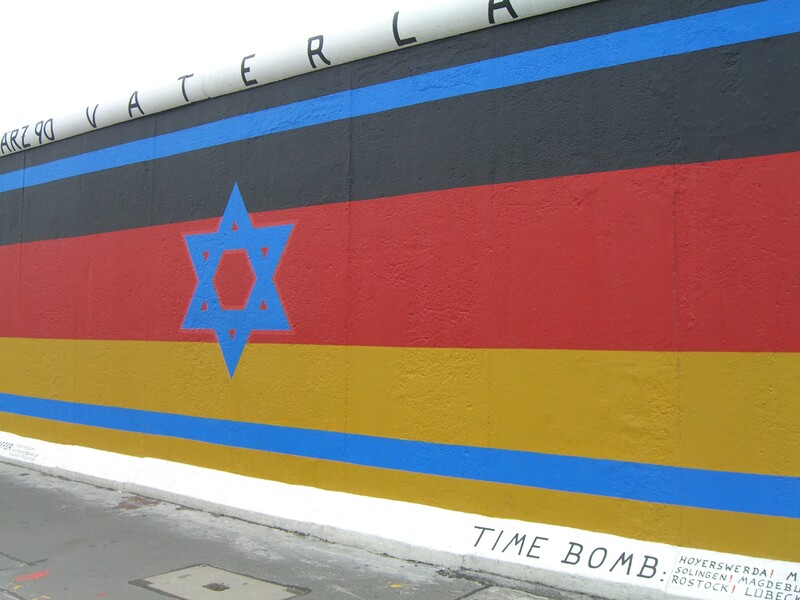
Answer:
(131, 565, 309, 599)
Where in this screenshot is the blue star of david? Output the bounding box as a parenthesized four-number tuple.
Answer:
(182, 183, 293, 377)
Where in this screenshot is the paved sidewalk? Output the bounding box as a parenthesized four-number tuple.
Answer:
(0, 462, 568, 600)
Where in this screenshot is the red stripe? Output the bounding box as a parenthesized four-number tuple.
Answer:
(1, 152, 798, 351)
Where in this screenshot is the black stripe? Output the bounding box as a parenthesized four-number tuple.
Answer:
(0, 153, 22, 244)
(8, 34, 798, 246)
(2, 0, 760, 170)
(5, 1, 795, 246)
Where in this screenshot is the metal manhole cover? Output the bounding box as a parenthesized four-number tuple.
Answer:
(131, 565, 309, 599)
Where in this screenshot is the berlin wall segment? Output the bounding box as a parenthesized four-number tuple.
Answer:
(0, 0, 798, 597)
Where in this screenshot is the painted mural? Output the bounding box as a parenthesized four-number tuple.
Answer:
(0, 0, 798, 578)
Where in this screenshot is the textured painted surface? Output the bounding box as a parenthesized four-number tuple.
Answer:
(0, 0, 798, 563)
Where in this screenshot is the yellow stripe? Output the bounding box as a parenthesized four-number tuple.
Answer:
(2, 412, 798, 562)
(2, 338, 798, 476)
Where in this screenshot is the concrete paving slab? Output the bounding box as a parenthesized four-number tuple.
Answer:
(0, 554, 26, 572)
(0, 461, 567, 600)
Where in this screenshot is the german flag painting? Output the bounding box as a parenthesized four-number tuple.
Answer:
(1, 0, 799, 562)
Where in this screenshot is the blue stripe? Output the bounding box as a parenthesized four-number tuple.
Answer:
(1, 0, 797, 194)
(1, 392, 798, 518)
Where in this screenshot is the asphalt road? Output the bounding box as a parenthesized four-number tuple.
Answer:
(0, 461, 565, 600)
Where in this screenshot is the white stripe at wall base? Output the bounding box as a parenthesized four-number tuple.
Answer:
(1, 430, 797, 600)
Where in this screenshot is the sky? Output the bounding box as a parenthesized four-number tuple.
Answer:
(0, 0, 423, 134)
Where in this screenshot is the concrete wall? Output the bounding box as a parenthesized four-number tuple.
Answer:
(1, 0, 798, 571)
